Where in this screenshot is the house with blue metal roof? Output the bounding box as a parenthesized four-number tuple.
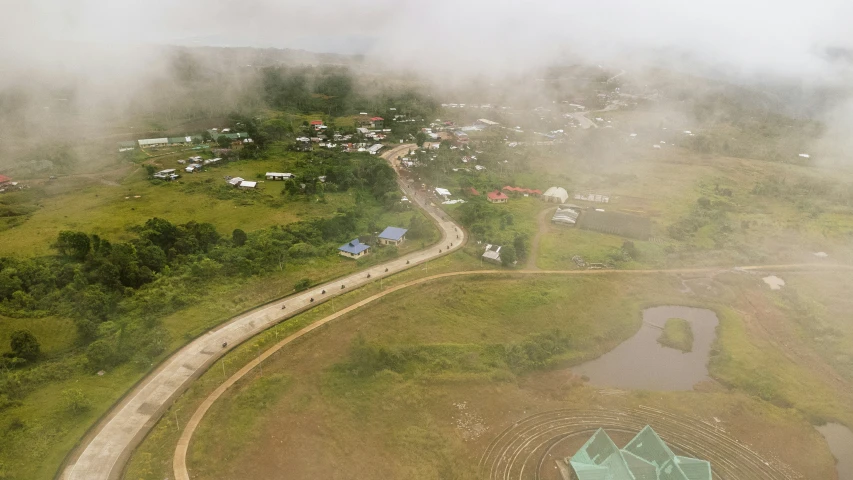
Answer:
(558, 426, 712, 480)
(338, 239, 370, 258)
(378, 227, 408, 246)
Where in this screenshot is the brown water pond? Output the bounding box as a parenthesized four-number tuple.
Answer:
(817, 423, 853, 480)
(572, 306, 719, 391)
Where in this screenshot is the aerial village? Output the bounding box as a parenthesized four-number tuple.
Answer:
(102, 80, 669, 272)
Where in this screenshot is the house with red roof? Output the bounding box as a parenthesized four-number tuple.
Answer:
(370, 117, 384, 129)
(467, 187, 480, 196)
(487, 190, 509, 203)
(0, 175, 11, 187)
(502, 186, 541, 196)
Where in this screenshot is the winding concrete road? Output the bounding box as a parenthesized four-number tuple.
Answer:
(171, 263, 853, 480)
(60, 144, 465, 480)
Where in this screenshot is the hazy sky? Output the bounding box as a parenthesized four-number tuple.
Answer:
(2, 0, 852, 82)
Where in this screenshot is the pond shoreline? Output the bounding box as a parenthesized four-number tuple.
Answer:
(572, 305, 719, 391)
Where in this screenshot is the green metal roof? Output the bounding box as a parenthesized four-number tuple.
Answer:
(567, 426, 711, 480)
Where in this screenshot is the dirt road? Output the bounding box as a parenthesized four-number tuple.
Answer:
(60, 144, 465, 480)
(526, 205, 556, 270)
(172, 262, 853, 480)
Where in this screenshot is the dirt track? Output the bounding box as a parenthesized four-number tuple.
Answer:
(480, 407, 800, 480)
(171, 262, 853, 480)
(527, 205, 556, 270)
(60, 143, 466, 480)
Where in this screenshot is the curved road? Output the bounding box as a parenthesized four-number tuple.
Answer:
(61, 144, 465, 480)
(171, 263, 853, 480)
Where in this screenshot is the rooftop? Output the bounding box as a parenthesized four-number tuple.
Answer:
(487, 190, 509, 201)
(378, 226, 408, 241)
(338, 239, 370, 255)
(566, 426, 711, 480)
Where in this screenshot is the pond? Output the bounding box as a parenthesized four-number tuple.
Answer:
(572, 306, 719, 391)
(817, 423, 853, 480)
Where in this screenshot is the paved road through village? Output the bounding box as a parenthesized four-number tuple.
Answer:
(60, 144, 462, 480)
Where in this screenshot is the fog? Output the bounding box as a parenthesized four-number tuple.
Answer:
(5, 0, 852, 79)
(1, 0, 853, 162)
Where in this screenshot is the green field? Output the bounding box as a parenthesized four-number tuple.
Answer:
(0, 151, 357, 256)
(123, 271, 847, 479)
(0, 140, 444, 479)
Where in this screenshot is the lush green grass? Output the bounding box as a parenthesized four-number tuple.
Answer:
(124, 251, 485, 480)
(0, 315, 76, 357)
(537, 227, 667, 269)
(167, 273, 846, 479)
(657, 317, 693, 352)
(0, 196, 439, 479)
(710, 304, 853, 426)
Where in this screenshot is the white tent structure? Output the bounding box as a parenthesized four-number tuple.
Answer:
(543, 187, 569, 204)
(552, 206, 580, 225)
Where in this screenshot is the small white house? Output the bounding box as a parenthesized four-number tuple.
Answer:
(153, 169, 179, 181)
(228, 177, 244, 187)
(238, 181, 257, 189)
(482, 244, 503, 264)
(266, 172, 294, 180)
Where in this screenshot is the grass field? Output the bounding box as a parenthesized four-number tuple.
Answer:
(657, 317, 694, 352)
(0, 149, 359, 256)
(0, 139, 442, 479)
(128, 272, 848, 480)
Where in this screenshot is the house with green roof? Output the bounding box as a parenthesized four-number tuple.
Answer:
(557, 426, 712, 480)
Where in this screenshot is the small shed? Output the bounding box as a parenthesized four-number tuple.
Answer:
(153, 169, 179, 181)
(378, 227, 408, 246)
(266, 172, 294, 180)
(338, 239, 370, 258)
(228, 177, 244, 187)
(238, 181, 257, 189)
(482, 244, 502, 264)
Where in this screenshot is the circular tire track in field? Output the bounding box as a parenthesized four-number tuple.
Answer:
(479, 406, 799, 480)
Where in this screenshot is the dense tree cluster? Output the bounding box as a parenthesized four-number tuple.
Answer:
(260, 65, 438, 119)
(0, 202, 382, 371)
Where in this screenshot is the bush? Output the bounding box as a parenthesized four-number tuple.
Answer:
(61, 388, 91, 415)
(86, 340, 115, 371)
(293, 278, 311, 292)
(10, 330, 40, 361)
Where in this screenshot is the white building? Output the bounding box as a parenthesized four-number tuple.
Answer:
(542, 187, 569, 203)
(138, 138, 168, 147)
(551, 206, 580, 225)
(482, 244, 503, 264)
(266, 172, 294, 180)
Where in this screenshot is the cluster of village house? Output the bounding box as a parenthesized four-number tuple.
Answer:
(294, 117, 386, 154)
(0, 174, 21, 193)
(337, 226, 408, 259)
(420, 183, 575, 265)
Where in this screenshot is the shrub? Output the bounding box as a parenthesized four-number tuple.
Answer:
(293, 278, 311, 292)
(10, 330, 40, 361)
(61, 388, 91, 415)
